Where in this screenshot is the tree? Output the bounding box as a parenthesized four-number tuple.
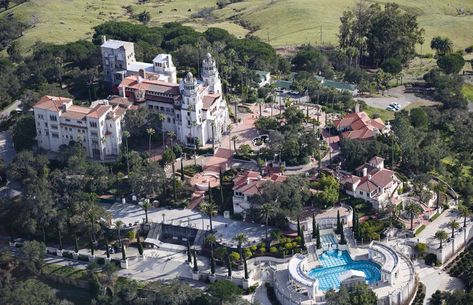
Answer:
(437, 53, 465, 74)
(259, 203, 275, 241)
(315, 224, 321, 249)
(404, 201, 422, 231)
(192, 248, 198, 272)
(3, 279, 72, 305)
(146, 128, 155, 154)
(431, 36, 453, 56)
(200, 201, 218, 232)
(142, 201, 151, 223)
(336, 210, 342, 234)
(122, 130, 131, 176)
(231, 135, 238, 153)
(12, 115, 37, 151)
(243, 252, 249, 280)
(207, 280, 242, 304)
(162, 147, 176, 165)
(312, 214, 317, 239)
(381, 57, 402, 74)
(233, 233, 248, 263)
(448, 220, 460, 239)
(137, 11, 151, 24)
(409, 108, 429, 129)
(19, 241, 45, 275)
(206, 234, 217, 275)
(458, 205, 470, 228)
(435, 230, 448, 249)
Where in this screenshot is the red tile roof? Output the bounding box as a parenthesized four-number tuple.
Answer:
(202, 94, 221, 110)
(34, 96, 72, 112)
(335, 112, 385, 140)
(119, 76, 180, 95)
(233, 171, 287, 196)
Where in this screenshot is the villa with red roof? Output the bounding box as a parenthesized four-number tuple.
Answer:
(232, 171, 287, 214)
(33, 96, 130, 160)
(333, 112, 388, 140)
(340, 156, 400, 210)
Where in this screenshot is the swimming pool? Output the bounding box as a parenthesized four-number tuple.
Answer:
(307, 249, 381, 291)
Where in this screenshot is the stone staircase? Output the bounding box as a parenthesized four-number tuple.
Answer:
(188, 190, 205, 210)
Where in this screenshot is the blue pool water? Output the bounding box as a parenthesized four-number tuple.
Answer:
(307, 249, 381, 291)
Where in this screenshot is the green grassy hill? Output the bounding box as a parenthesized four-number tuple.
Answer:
(2, 0, 472, 53)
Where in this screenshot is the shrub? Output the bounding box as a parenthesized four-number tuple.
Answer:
(250, 245, 257, 252)
(78, 254, 89, 262)
(248, 283, 259, 293)
(96, 257, 106, 265)
(284, 243, 293, 250)
(425, 253, 437, 266)
(229, 251, 240, 262)
(269, 247, 278, 254)
(258, 247, 266, 254)
(62, 252, 73, 259)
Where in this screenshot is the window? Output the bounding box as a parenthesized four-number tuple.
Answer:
(52, 133, 59, 138)
(49, 115, 57, 121)
(187, 120, 191, 126)
(91, 132, 98, 136)
(51, 124, 58, 130)
(160, 106, 164, 111)
(38, 114, 44, 120)
(65, 119, 71, 122)
(77, 120, 82, 124)
(187, 112, 190, 116)
(90, 121, 98, 128)
(167, 117, 171, 123)
(148, 105, 153, 110)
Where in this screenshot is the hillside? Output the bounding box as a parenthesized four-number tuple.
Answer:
(2, 0, 472, 53)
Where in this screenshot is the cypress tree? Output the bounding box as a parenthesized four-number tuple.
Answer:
(90, 238, 95, 256)
(187, 241, 192, 263)
(105, 239, 110, 258)
(356, 217, 362, 241)
(300, 228, 305, 250)
(340, 227, 347, 245)
(312, 214, 316, 239)
(121, 243, 127, 260)
(316, 224, 321, 249)
(193, 249, 198, 272)
(226, 253, 232, 277)
(336, 210, 341, 234)
(352, 210, 357, 232)
(210, 249, 216, 275)
(137, 235, 144, 256)
(208, 181, 212, 203)
(219, 168, 224, 205)
(180, 157, 184, 181)
(74, 236, 79, 253)
(296, 217, 301, 237)
(243, 253, 249, 279)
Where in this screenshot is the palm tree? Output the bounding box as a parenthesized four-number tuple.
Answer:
(122, 130, 130, 176)
(435, 230, 448, 249)
(206, 234, 217, 275)
(259, 203, 275, 241)
(433, 183, 447, 210)
(157, 113, 166, 145)
(405, 201, 423, 231)
(231, 135, 238, 153)
(167, 131, 176, 147)
(115, 220, 124, 246)
(233, 233, 248, 263)
(200, 202, 218, 232)
(142, 201, 151, 223)
(458, 205, 470, 228)
(146, 128, 155, 154)
(448, 220, 460, 239)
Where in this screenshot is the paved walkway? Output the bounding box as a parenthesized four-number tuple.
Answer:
(252, 284, 272, 305)
(414, 260, 464, 305)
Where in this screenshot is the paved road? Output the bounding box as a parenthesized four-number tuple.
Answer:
(0, 100, 21, 118)
(0, 131, 16, 165)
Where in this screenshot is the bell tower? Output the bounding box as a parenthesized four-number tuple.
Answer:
(201, 53, 222, 94)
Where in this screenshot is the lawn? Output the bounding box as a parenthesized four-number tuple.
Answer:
(363, 105, 395, 121)
(462, 84, 473, 103)
(2, 0, 472, 53)
(42, 263, 87, 280)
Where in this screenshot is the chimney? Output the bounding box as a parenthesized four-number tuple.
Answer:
(246, 178, 251, 185)
(368, 174, 372, 180)
(355, 102, 360, 113)
(362, 167, 367, 177)
(101, 35, 107, 44)
(119, 85, 126, 97)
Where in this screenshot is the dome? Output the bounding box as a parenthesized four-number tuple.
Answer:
(206, 52, 212, 59)
(185, 72, 194, 82)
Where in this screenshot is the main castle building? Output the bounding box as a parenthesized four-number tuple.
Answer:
(102, 39, 229, 147)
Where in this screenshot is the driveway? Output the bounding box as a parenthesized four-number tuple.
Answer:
(0, 131, 16, 165)
(0, 100, 21, 118)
